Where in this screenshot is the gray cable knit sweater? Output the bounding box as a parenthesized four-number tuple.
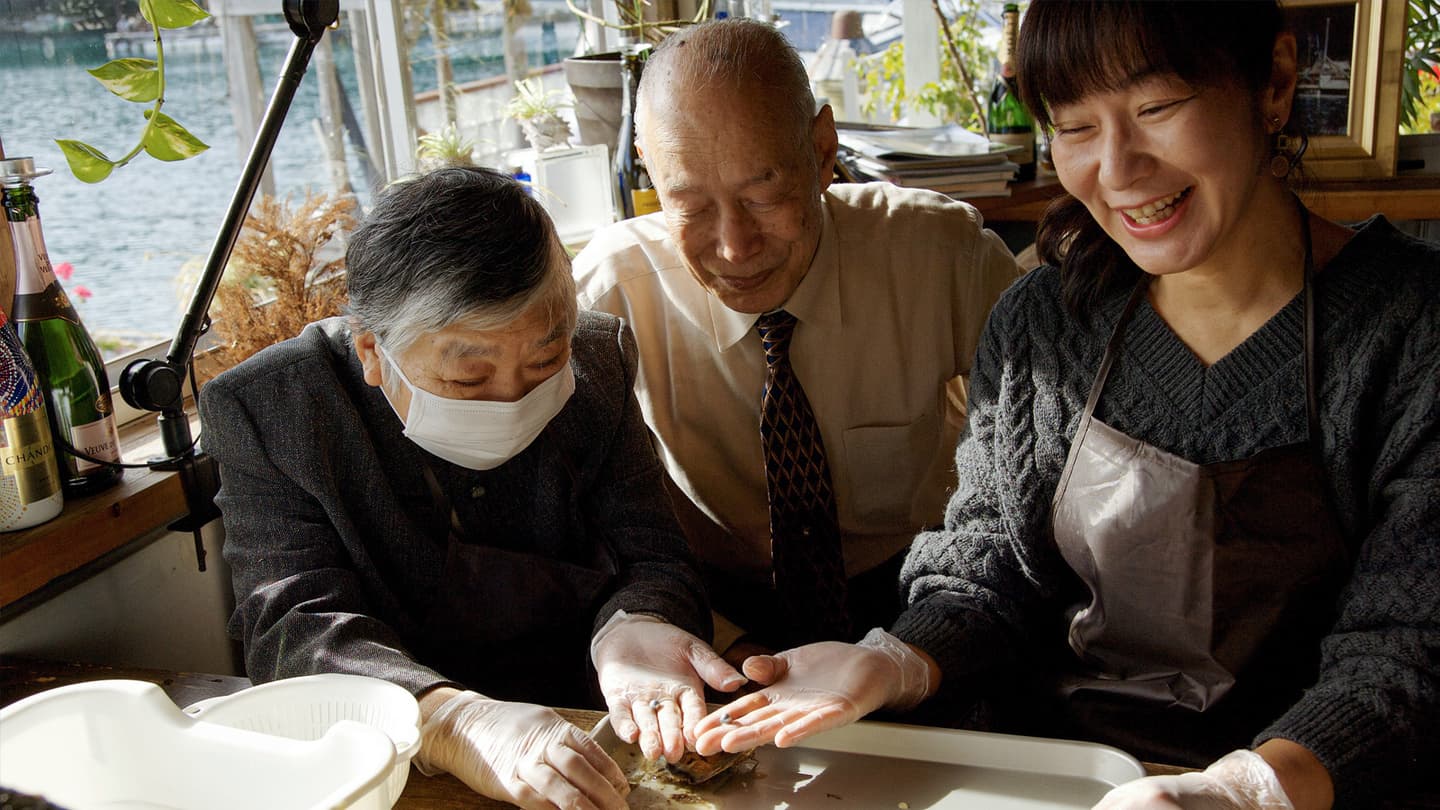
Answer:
(892, 216, 1439, 806)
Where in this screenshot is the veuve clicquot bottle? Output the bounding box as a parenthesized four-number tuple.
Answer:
(987, 3, 1035, 182)
(2, 157, 123, 496)
(0, 308, 64, 530)
(615, 44, 661, 219)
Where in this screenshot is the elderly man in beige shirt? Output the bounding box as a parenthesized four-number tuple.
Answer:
(574, 18, 1020, 666)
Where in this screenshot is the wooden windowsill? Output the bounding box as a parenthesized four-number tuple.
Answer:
(0, 410, 198, 611)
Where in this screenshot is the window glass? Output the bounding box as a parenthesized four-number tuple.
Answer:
(3, 0, 979, 363)
(1, 0, 585, 360)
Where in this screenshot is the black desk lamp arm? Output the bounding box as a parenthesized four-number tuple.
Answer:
(118, 0, 341, 570)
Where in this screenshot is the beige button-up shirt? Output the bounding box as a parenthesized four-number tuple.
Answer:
(575, 182, 1020, 626)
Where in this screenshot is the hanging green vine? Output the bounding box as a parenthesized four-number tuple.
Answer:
(55, 0, 211, 183)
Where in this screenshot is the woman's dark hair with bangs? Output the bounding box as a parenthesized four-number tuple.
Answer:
(1015, 0, 1287, 320)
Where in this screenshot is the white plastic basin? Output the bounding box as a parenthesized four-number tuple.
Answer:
(183, 672, 421, 808)
(0, 679, 395, 810)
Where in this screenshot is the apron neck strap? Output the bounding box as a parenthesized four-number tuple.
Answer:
(1079, 278, 1149, 425)
(1051, 279, 1148, 514)
(1297, 195, 1320, 443)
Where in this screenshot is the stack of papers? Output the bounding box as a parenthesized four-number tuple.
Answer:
(837, 124, 1021, 200)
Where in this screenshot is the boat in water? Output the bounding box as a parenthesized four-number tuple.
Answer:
(1298, 16, 1350, 95)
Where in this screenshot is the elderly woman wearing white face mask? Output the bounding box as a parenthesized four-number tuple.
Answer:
(201, 167, 745, 810)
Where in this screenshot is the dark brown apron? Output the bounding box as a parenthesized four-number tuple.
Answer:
(1049, 205, 1349, 748)
(415, 458, 617, 706)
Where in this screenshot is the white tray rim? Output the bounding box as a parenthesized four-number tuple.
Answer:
(591, 714, 1146, 789)
(796, 719, 1146, 787)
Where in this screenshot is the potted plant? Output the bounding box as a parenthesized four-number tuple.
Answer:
(560, 0, 712, 158)
(504, 78, 575, 151)
(416, 123, 479, 171)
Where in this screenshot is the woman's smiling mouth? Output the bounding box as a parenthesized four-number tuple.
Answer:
(1121, 188, 1193, 225)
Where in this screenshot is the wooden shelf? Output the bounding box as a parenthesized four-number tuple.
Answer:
(0, 466, 185, 610)
(0, 413, 197, 611)
(970, 176, 1440, 224)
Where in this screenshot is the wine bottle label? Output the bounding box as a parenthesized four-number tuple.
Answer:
(1, 409, 63, 502)
(632, 188, 661, 217)
(68, 416, 122, 473)
(9, 218, 57, 296)
(13, 286, 79, 325)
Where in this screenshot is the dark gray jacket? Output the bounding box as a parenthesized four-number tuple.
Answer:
(201, 312, 710, 706)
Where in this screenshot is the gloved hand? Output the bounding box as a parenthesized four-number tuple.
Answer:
(591, 610, 747, 762)
(1094, 749, 1295, 810)
(692, 627, 931, 756)
(415, 689, 630, 810)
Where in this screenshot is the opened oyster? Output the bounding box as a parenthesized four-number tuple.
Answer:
(657, 747, 757, 786)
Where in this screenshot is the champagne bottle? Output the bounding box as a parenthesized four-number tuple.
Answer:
(988, 3, 1036, 182)
(2, 157, 123, 496)
(615, 45, 661, 219)
(0, 308, 64, 530)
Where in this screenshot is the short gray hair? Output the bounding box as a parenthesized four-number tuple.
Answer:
(637, 18, 816, 154)
(345, 166, 577, 356)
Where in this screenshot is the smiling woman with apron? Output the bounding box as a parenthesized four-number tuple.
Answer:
(695, 2, 1440, 804)
(1048, 204, 1351, 766)
(875, 199, 1440, 805)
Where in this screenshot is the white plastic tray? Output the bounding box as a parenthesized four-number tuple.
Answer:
(593, 716, 1145, 809)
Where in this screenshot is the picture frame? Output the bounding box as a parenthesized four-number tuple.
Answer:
(1281, 0, 1406, 179)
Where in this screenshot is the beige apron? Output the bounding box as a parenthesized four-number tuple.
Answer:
(1050, 206, 1349, 723)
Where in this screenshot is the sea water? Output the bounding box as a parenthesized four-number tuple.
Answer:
(0, 22, 528, 352)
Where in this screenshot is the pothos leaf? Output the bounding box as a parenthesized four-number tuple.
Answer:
(87, 58, 160, 102)
(55, 140, 117, 183)
(141, 110, 210, 161)
(141, 0, 210, 31)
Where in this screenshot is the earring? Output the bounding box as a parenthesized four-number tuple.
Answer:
(1270, 131, 1309, 178)
(1267, 114, 1283, 134)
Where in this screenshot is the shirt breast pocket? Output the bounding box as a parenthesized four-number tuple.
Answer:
(842, 418, 931, 528)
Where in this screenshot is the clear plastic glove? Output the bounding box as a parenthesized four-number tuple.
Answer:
(415, 690, 630, 810)
(591, 610, 747, 762)
(1094, 749, 1295, 810)
(692, 627, 931, 755)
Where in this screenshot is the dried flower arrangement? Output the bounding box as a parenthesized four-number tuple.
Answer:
(210, 191, 357, 368)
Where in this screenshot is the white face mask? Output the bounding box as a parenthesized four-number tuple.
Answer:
(376, 343, 575, 470)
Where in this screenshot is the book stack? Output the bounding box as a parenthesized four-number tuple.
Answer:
(836, 124, 1022, 200)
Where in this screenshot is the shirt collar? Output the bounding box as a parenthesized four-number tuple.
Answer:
(709, 193, 841, 351)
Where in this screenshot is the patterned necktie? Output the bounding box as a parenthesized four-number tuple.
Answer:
(756, 309, 851, 644)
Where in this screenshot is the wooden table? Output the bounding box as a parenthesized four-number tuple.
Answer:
(0, 657, 1187, 808)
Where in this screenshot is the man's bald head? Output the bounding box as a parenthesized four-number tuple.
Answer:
(636, 18, 817, 155)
